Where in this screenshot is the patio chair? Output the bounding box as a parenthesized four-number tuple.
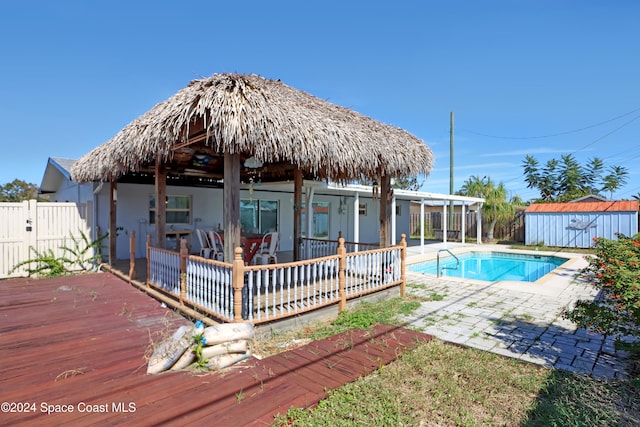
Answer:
(254, 231, 279, 264)
(207, 230, 224, 261)
(195, 229, 213, 258)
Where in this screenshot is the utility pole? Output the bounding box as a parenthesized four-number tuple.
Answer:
(449, 112, 454, 230)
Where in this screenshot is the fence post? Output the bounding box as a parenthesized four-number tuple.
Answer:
(179, 238, 188, 306)
(400, 233, 407, 297)
(129, 230, 136, 281)
(232, 247, 245, 321)
(25, 200, 37, 256)
(337, 237, 347, 311)
(146, 234, 151, 287)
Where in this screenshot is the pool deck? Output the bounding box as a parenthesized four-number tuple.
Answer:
(403, 242, 632, 379)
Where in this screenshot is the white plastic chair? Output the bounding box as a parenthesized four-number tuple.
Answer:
(207, 230, 224, 261)
(195, 229, 213, 258)
(254, 231, 279, 264)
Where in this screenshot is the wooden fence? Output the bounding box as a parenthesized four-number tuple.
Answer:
(0, 200, 93, 278)
(409, 211, 525, 242)
(139, 234, 407, 325)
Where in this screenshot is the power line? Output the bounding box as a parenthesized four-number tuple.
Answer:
(460, 107, 640, 140)
(569, 114, 640, 155)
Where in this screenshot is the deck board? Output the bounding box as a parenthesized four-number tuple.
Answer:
(1, 272, 431, 426)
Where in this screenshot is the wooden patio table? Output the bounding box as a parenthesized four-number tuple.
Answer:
(165, 229, 192, 251)
(220, 231, 270, 264)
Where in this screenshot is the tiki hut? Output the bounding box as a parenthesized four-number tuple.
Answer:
(71, 73, 434, 262)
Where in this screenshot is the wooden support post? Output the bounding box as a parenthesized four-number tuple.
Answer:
(400, 233, 407, 297)
(232, 247, 245, 321)
(223, 152, 241, 263)
(109, 181, 117, 265)
(146, 234, 152, 287)
(155, 163, 167, 249)
(179, 238, 188, 306)
(129, 230, 136, 281)
(337, 237, 347, 312)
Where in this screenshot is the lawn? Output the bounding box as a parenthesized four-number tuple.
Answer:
(258, 297, 639, 426)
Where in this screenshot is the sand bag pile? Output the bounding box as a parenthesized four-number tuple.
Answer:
(147, 321, 254, 374)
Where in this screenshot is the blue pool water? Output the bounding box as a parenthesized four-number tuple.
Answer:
(408, 251, 568, 282)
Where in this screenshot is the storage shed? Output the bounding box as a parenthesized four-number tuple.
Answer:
(525, 201, 639, 248)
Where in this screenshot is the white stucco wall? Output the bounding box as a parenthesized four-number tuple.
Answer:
(48, 181, 93, 204)
(48, 178, 415, 260)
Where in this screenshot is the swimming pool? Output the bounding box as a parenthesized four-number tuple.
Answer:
(408, 251, 569, 282)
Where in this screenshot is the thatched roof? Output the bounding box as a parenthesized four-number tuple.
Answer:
(71, 73, 433, 183)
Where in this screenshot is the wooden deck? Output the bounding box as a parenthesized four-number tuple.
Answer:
(1, 272, 431, 426)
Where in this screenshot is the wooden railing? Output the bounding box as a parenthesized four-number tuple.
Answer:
(143, 234, 407, 325)
(147, 246, 181, 295)
(345, 245, 402, 298)
(299, 237, 379, 259)
(243, 255, 341, 323)
(185, 257, 234, 322)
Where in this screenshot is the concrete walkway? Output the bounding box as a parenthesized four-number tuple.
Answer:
(401, 243, 632, 379)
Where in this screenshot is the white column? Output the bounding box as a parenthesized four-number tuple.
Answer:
(391, 193, 397, 245)
(305, 187, 315, 258)
(353, 192, 360, 251)
(442, 203, 448, 244)
(476, 203, 483, 244)
(420, 198, 425, 253)
(461, 202, 466, 244)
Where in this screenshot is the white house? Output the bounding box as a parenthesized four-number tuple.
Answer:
(40, 157, 484, 260)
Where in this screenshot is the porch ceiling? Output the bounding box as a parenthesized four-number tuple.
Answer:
(119, 143, 317, 186)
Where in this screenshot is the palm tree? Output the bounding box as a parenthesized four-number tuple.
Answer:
(457, 176, 516, 241)
(601, 165, 629, 199)
(583, 157, 604, 195)
(522, 154, 628, 201)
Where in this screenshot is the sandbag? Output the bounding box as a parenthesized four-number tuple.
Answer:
(201, 340, 249, 359)
(171, 345, 197, 370)
(206, 352, 251, 371)
(147, 325, 194, 374)
(202, 323, 254, 346)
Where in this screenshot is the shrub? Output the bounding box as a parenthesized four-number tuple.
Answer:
(9, 231, 108, 278)
(564, 233, 640, 351)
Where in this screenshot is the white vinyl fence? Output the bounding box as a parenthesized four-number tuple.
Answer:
(0, 200, 93, 278)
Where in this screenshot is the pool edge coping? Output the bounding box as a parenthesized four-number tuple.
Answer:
(405, 247, 588, 292)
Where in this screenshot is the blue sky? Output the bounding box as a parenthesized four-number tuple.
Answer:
(1, 1, 638, 201)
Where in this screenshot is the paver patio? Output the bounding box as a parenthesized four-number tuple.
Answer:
(402, 243, 633, 379)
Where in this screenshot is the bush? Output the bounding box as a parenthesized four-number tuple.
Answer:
(9, 231, 107, 278)
(564, 233, 640, 351)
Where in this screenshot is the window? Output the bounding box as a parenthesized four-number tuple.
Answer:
(240, 200, 278, 233)
(301, 202, 330, 238)
(149, 195, 191, 225)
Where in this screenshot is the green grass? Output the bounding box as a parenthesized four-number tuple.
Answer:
(265, 297, 639, 427)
